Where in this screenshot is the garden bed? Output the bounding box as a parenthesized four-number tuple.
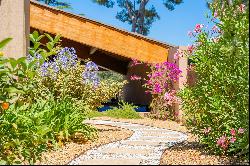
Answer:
(92, 116, 248, 165)
(34, 124, 133, 165)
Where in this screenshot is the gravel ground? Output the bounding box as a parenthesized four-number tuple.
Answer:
(35, 124, 133, 165)
(93, 116, 248, 165)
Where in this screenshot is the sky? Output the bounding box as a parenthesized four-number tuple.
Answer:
(61, 0, 212, 46)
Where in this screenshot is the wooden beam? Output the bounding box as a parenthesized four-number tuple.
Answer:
(30, 1, 170, 63)
(89, 47, 98, 55)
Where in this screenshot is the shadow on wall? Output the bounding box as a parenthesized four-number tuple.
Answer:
(123, 62, 152, 106)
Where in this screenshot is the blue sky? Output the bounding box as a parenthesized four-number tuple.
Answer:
(61, 0, 212, 46)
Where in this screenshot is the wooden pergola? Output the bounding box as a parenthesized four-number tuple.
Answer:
(30, 0, 174, 74)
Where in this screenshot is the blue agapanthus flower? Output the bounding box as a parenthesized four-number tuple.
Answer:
(82, 61, 100, 87)
(29, 47, 79, 79)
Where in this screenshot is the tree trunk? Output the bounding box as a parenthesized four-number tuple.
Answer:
(131, 17, 137, 32)
(138, 0, 149, 34)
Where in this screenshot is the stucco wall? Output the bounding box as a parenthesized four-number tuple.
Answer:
(0, 0, 29, 58)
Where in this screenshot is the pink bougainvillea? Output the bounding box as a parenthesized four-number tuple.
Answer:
(130, 58, 182, 119)
(130, 75, 142, 81)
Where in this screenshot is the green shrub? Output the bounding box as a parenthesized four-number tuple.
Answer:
(29, 31, 127, 110)
(104, 101, 142, 119)
(179, 0, 249, 156)
(0, 97, 97, 165)
(85, 101, 142, 119)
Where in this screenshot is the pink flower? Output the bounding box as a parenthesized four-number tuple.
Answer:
(204, 127, 211, 134)
(213, 11, 218, 18)
(217, 135, 229, 150)
(212, 25, 219, 32)
(188, 45, 195, 54)
(174, 52, 180, 60)
(187, 31, 193, 37)
(230, 137, 236, 143)
(230, 129, 236, 136)
(238, 128, 245, 134)
(217, 135, 226, 146)
(194, 24, 204, 33)
(164, 92, 171, 100)
(153, 83, 162, 94)
(130, 59, 142, 67)
(239, 4, 245, 12)
(146, 79, 152, 85)
(130, 75, 141, 81)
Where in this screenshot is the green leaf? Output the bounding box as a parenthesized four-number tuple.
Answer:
(0, 38, 12, 50)
(45, 33, 54, 42)
(5, 87, 25, 94)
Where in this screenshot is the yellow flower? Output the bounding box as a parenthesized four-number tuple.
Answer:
(0, 52, 3, 57)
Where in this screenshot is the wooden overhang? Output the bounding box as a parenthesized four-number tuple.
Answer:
(30, 0, 174, 66)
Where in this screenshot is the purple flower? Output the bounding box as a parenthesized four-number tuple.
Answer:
(85, 61, 99, 71)
(82, 61, 100, 87)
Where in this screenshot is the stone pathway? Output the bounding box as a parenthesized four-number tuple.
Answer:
(68, 120, 188, 165)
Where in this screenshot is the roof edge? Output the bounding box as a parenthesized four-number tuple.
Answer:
(30, 0, 176, 48)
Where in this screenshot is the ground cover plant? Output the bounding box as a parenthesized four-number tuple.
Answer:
(86, 101, 142, 119)
(178, 0, 249, 158)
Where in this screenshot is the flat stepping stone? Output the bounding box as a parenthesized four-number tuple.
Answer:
(142, 132, 181, 137)
(138, 136, 181, 142)
(77, 158, 142, 165)
(121, 140, 162, 146)
(102, 147, 153, 155)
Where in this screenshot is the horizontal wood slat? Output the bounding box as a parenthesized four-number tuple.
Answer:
(30, 1, 170, 63)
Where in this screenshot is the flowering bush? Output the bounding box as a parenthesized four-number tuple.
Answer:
(0, 31, 125, 164)
(179, 0, 249, 156)
(130, 59, 182, 120)
(29, 31, 127, 110)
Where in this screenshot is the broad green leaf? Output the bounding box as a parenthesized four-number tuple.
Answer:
(0, 38, 12, 50)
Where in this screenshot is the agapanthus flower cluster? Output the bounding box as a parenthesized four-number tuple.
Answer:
(54, 47, 78, 71)
(27, 47, 78, 80)
(82, 61, 100, 87)
(27, 53, 43, 68)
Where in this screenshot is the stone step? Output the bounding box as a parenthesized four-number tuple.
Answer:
(121, 140, 162, 146)
(102, 147, 153, 155)
(77, 158, 142, 165)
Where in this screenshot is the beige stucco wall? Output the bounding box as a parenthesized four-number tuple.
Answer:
(168, 46, 188, 122)
(0, 0, 30, 58)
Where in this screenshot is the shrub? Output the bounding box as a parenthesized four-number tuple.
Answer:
(179, 0, 249, 156)
(129, 59, 182, 120)
(0, 97, 97, 165)
(104, 101, 142, 119)
(85, 101, 142, 119)
(29, 31, 127, 110)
